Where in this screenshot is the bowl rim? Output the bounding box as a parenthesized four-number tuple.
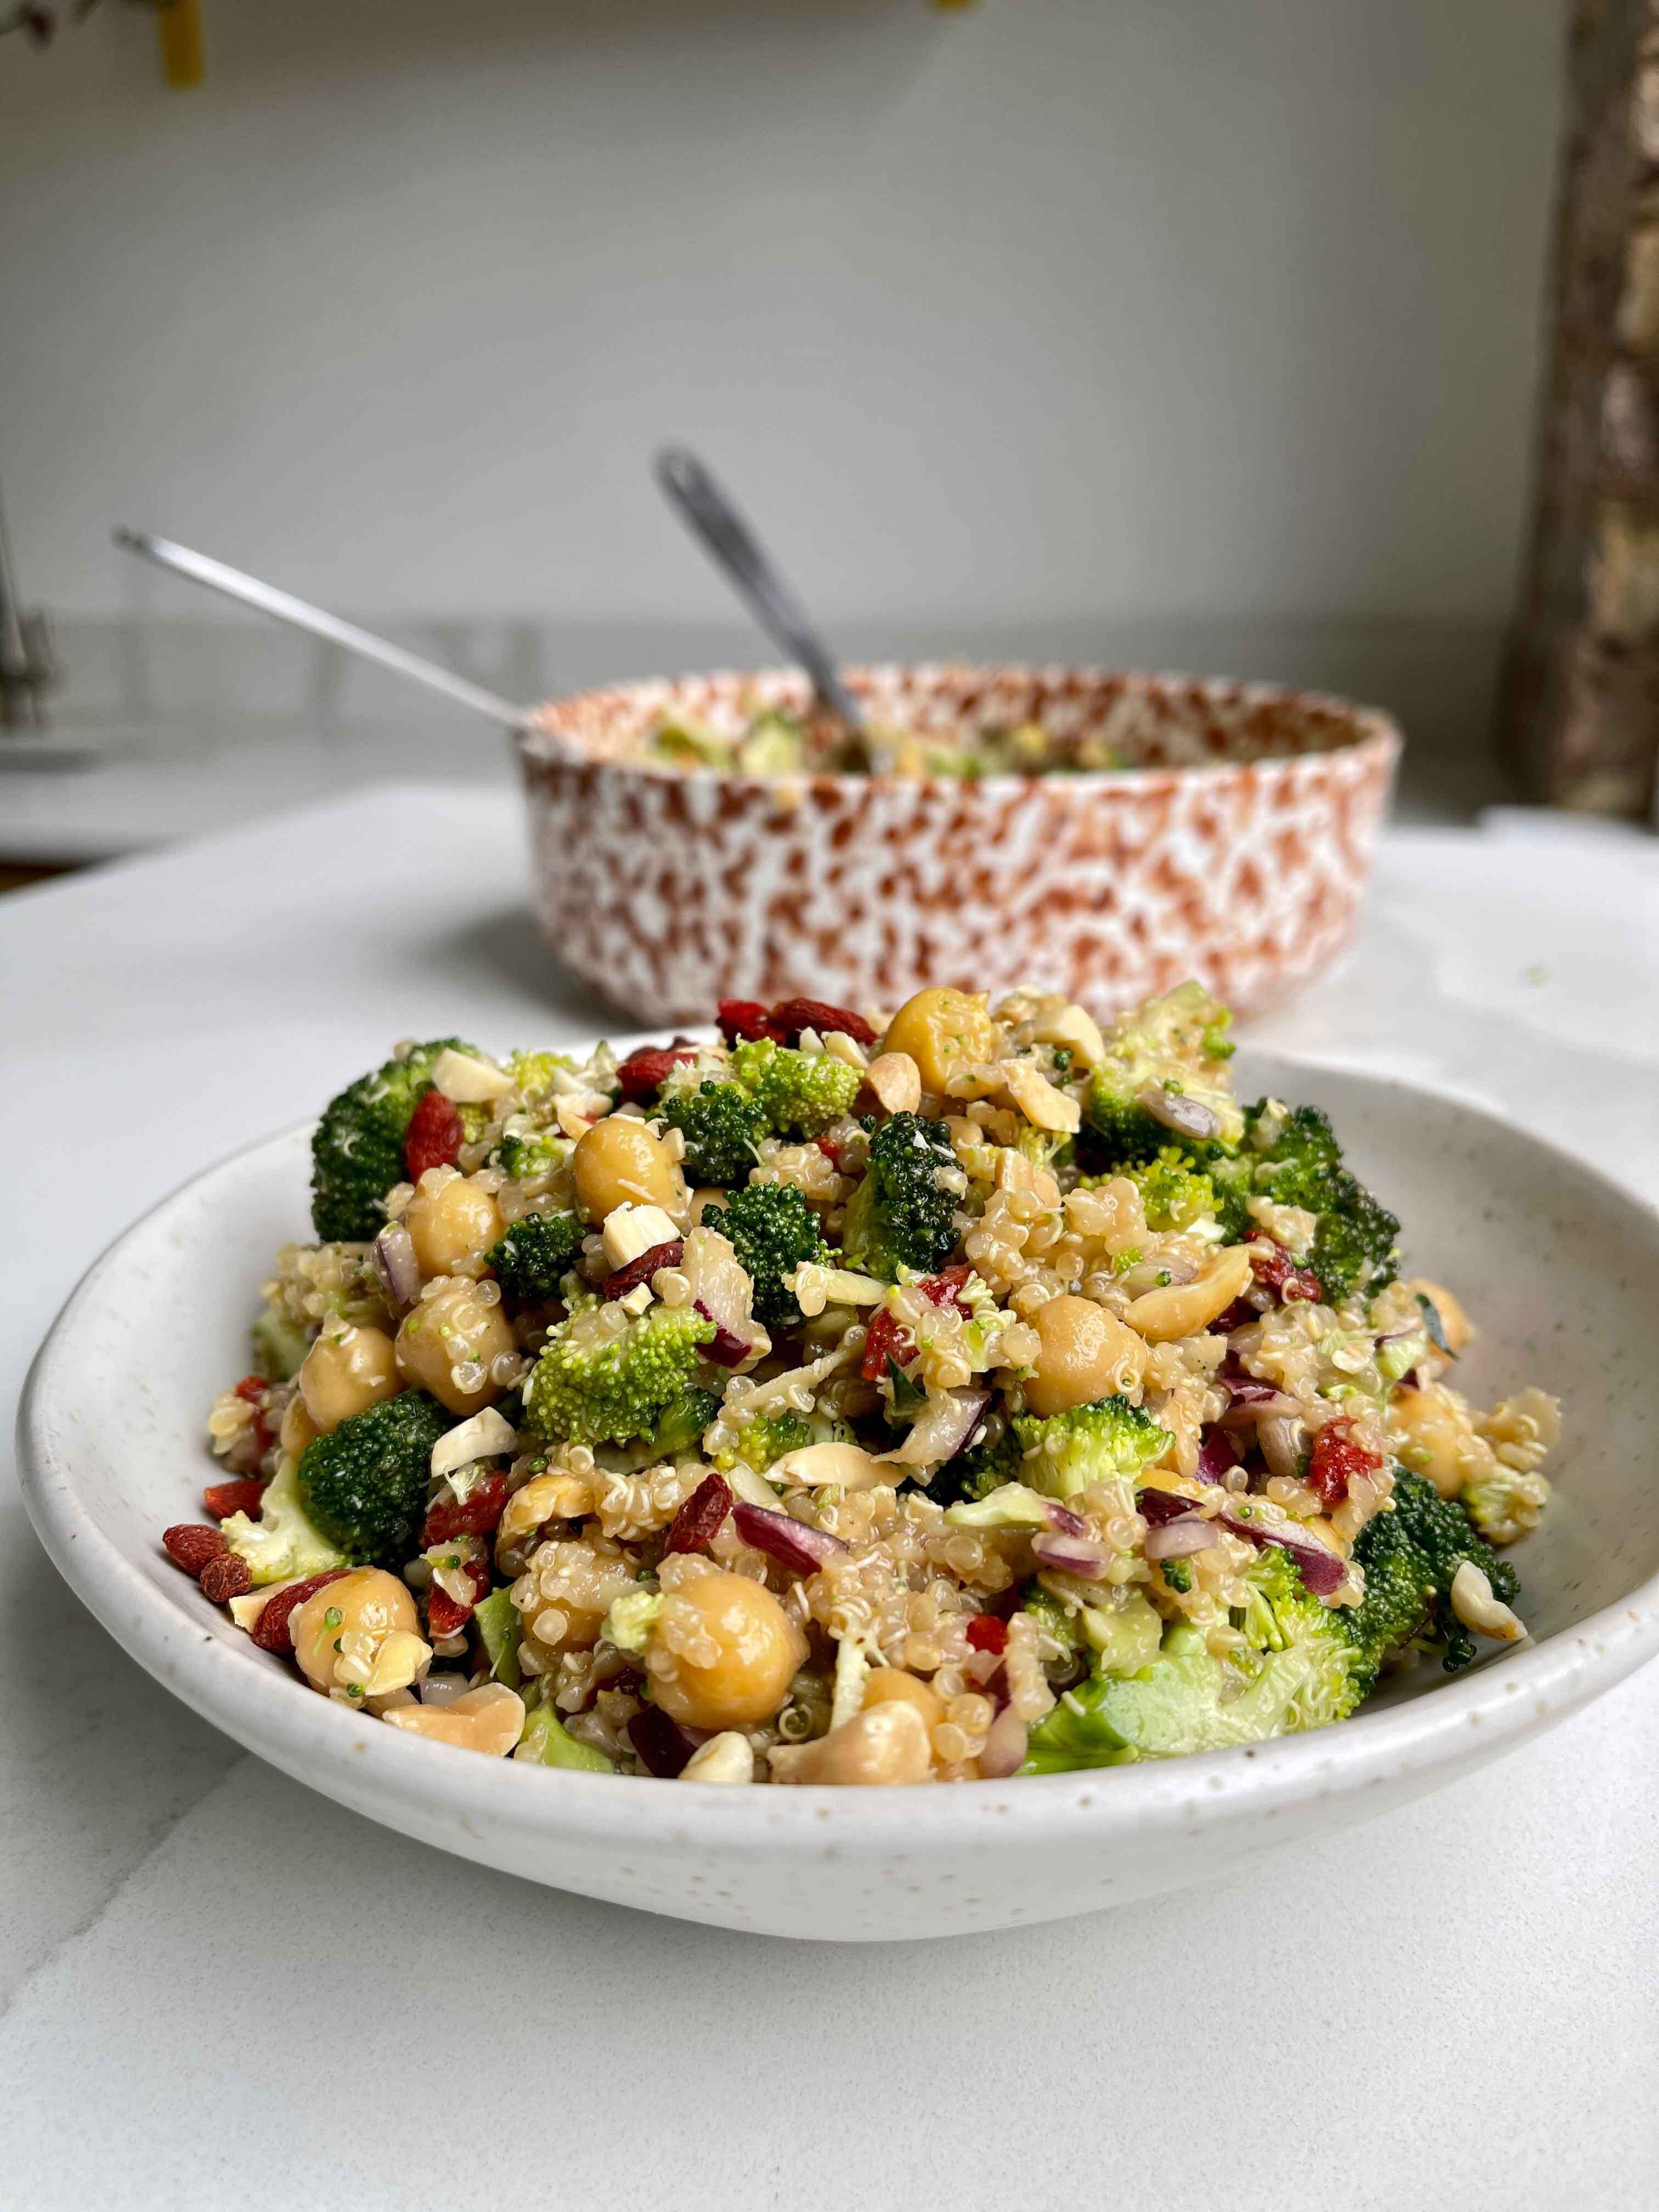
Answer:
(517, 661, 1403, 795)
(18, 1058, 1659, 1861)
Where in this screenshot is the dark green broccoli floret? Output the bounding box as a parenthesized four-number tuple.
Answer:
(1082, 984, 1244, 1167)
(934, 1416, 1023, 1506)
(486, 1211, 583, 1303)
(1342, 1468, 1520, 1683)
(296, 1390, 458, 1567)
(311, 1037, 472, 1242)
(840, 1111, 958, 1282)
(524, 1302, 716, 1447)
(729, 1038, 861, 1138)
(662, 1079, 771, 1186)
(1246, 1102, 1401, 1303)
(647, 1389, 723, 1460)
(708, 1182, 828, 1330)
(1011, 1397, 1172, 1500)
(492, 1130, 569, 1182)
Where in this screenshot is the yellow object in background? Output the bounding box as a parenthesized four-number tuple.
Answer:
(157, 0, 203, 88)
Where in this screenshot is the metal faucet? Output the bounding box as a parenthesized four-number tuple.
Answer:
(0, 479, 58, 729)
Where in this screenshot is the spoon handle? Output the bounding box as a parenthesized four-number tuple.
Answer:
(653, 447, 865, 732)
(112, 528, 533, 732)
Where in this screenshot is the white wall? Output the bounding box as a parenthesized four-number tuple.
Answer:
(0, 0, 1564, 631)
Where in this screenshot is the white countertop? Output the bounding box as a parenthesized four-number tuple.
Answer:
(3, 788, 1656, 2211)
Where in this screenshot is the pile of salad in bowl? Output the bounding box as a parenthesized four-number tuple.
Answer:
(165, 982, 1560, 1785)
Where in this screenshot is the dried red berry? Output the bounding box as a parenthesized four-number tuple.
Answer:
(162, 1523, 228, 1576)
(1249, 1242, 1322, 1306)
(767, 998, 877, 1049)
(716, 999, 786, 1046)
(615, 1044, 700, 1103)
(602, 1239, 685, 1303)
(663, 1470, 732, 1556)
(234, 1374, 267, 1403)
(919, 1263, 974, 1313)
(199, 1552, 253, 1604)
(202, 1477, 267, 1522)
(405, 1087, 464, 1178)
(628, 1706, 700, 1778)
(812, 1133, 844, 1170)
(966, 1615, 1008, 1655)
(250, 1569, 349, 1653)
(426, 1549, 492, 1638)
(860, 1306, 916, 1383)
(1308, 1420, 1381, 1513)
(421, 1470, 510, 1547)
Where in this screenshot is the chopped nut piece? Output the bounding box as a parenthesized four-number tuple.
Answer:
(680, 1731, 755, 1784)
(381, 1683, 526, 1756)
(865, 1051, 922, 1115)
(1000, 1059, 1082, 1133)
(431, 1048, 514, 1104)
(1449, 1561, 1526, 1643)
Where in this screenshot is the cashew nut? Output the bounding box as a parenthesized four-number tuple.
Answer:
(770, 1699, 933, 1784)
(680, 1731, 756, 1784)
(767, 1441, 892, 1491)
(381, 1681, 526, 1754)
(1031, 1001, 1107, 1070)
(1122, 1244, 1254, 1342)
(1449, 1561, 1526, 1643)
(865, 1051, 923, 1116)
(999, 1058, 1082, 1134)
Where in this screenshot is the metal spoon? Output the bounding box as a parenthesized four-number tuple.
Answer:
(112, 527, 533, 732)
(653, 445, 877, 760)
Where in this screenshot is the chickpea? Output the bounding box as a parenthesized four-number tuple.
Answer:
(396, 1277, 515, 1413)
(291, 1567, 426, 1699)
(861, 1667, 945, 1734)
(881, 988, 998, 1096)
(648, 1570, 808, 1732)
(1024, 1294, 1148, 1415)
(780, 1700, 933, 1785)
(572, 1114, 682, 1222)
(297, 1323, 400, 1435)
(405, 1168, 503, 1280)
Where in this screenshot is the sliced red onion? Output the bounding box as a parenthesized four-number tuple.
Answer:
(682, 1224, 767, 1367)
(693, 1302, 753, 1367)
(1219, 1383, 1300, 1429)
(1043, 1500, 1090, 1538)
(371, 1222, 420, 1310)
(1195, 1430, 1240, 1483)
(1214, 1508, 1347, 1596)
(1137, 1083, 1223, 1143)
(1137, 1487, 1198, 1527)
(979, 1702, 1029, 1779)
(1030, 1531, 1110, 1579)
(1144, 1515, 1221, 1561)
(731, 1502, 849, 1575)
(882, 1386, 992, 1469)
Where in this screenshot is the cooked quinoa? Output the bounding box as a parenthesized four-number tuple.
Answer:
(167, 986, 1561, 1785)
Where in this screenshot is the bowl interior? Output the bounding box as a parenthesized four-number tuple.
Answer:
(526, 663, 1395, 775)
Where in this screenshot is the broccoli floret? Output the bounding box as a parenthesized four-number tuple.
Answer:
(220, 1453, 349, 1586)
(714, 1411, 814, 1475)
(295, 1390, 458, 1567)
(486, 1211, 583, 1303)
(1082, 984, 1245, 1165)
(1342, 1468, 1520, 1683)
(663, 1079, 771, 1186)
(1018, 1583, 1090, 1685)
(492, 1130, 571, 1182)
(934, 1417, 1024, 1506)
(1011, 1397, 1172, 1500)
(507, 1049, 577, 1098)
(311, 1037, 473, 1242)
(1461, 1462, 1552, 1550)
(1235, 1545, 1364, 1726)
(524, 1301, 716, 1447)
(1248, 1102, 1400, 1303)
(647, 1389, 724, 1459)
(729, 1037, 861, 1138)
(841, 1111, 958, 1282)
(709, 1182, 828, 1330)
(1128, 1146, 1222, 1232)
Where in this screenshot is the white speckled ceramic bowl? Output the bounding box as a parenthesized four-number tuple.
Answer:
(518, 667, 1400, 1025)
(18, 1055, 1659, 1942)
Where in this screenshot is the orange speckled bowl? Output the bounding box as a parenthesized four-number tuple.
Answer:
(517, 664, 1400, 1026)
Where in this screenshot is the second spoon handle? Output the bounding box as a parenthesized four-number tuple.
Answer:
(112, 528, 533, 732)
(653, 447, 865, 732)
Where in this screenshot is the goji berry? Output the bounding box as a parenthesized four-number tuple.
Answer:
(919, 1264, 974, 1314)
(250, 1569, 349, 1654)
(602, 1239, 685, 1302)
(200, 1551, 252, 1604)
(615, 1044, 699, 1103)
(812, 1133, 843, 1170)
(768, 998, 877, 1049)
(162, 1523, 227, 1576)
(1249, 1242, 1322, 1306)
(860, 1306, 916, 1383)
(426, 1549, 491, 1638)
(405, 1087, 464, 1178)
(716, 999, 786, 1046)
(421, 1470, 510, 1546)
(233, 1375, 267, 1403)
(1308, 1420, 1380, 1513)
(202, 1476, 267, 1522)
(965, 1615, 1008, 1655)
(663, 1471, 732, 1556)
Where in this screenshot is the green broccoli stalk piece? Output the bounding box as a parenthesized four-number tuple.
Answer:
(662, 1079, 771, 1186)
(486, 1211, 584, 1303)
(729, 1038, 861, 1138)
(524, 1302, 716, 1447)
(221, 1453, 349, 1586)
(516, 1705, 615, 1770)
(1011, 1397, 1172, 1500)
(311, 1037, 473, 1241)
(708, 1182, 828, 1330)
(1341, 1468, 1521, 1683)
(646, 1388, 724, 1459)
(295, 1390, 458, 1567)
(1246, 1102, 1401, 1304)
(840, 1111, 958, 1282)
(1082, 983, 1245, 1166)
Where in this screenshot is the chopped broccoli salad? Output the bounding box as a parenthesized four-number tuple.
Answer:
(643, 703, 1130, 779)
(171, 984, 1561, 1785)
